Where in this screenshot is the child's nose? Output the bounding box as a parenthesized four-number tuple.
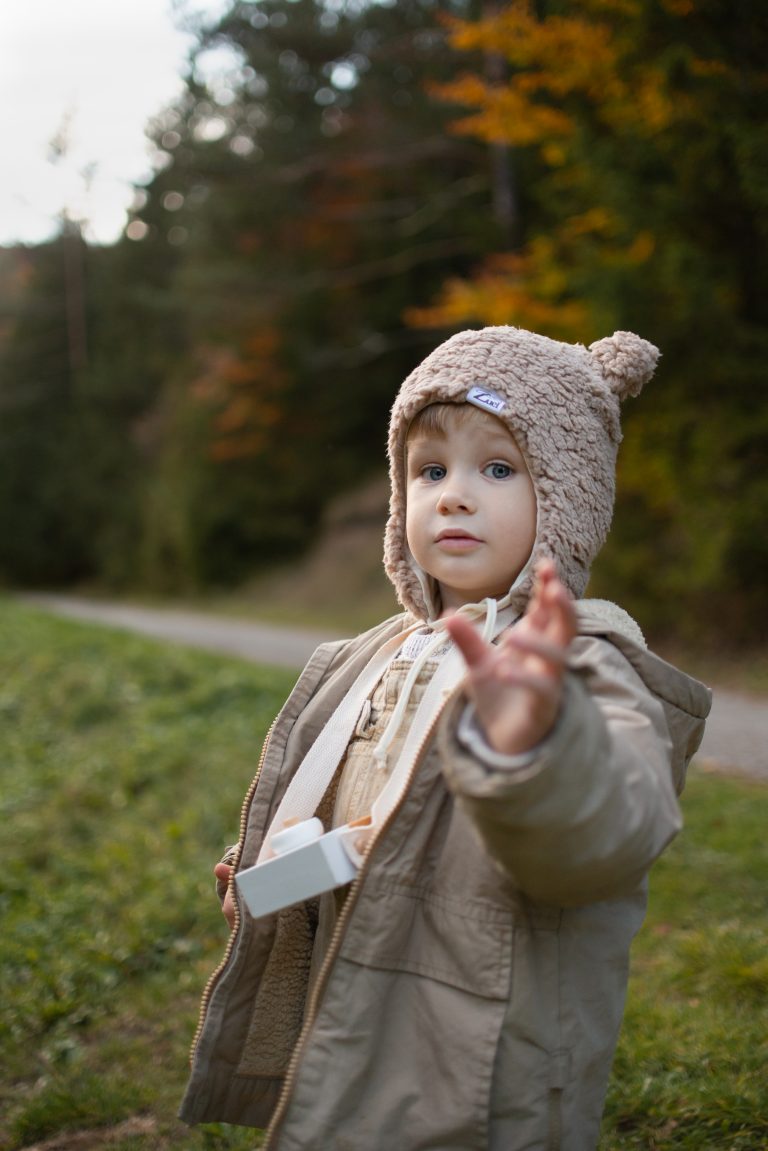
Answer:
(437, 486, 475, 514)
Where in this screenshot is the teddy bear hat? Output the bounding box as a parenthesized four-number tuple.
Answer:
(384, 325, 659, 620)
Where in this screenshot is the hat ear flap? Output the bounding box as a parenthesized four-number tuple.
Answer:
(588, 331, 660, 400)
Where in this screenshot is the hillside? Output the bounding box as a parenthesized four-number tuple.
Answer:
(233, 472, 398, 633)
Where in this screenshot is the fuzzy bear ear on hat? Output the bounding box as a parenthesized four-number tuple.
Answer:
(588, 331, 660, 400)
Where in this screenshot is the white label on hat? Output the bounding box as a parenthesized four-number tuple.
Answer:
(466, 386, 506, 415)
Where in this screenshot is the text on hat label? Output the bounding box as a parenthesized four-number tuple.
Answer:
(466, 386, 507, 415)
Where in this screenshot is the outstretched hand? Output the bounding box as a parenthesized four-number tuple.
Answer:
(444, 559, 577, 757)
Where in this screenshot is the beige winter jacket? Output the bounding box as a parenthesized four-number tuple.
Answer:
(180, 602, 710, 1151)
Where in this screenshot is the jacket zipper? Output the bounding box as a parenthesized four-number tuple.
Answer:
(262, 693, 459, 1149)
(188, 624, 403, 1065)
(188, 717, 277, 1064)
(548, 1088, 563, 1151)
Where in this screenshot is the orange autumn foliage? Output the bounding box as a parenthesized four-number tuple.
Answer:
(411, 0, 714, 335)
(191, 328, 286, 462)
(405, 250, 589, 341)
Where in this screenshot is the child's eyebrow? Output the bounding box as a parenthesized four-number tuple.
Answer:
(406, 433, 446, 455)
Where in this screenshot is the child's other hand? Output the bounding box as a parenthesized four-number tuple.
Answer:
(214, 862, 236, 930)
(445, 559, 577, 757)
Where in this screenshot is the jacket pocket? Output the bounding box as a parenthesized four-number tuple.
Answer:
(339, 878, 512, 999)
(297, 882, 512, 1149)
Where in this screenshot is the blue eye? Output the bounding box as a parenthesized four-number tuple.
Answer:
(422, 464, 447, 482)
(484, 462, 513, 480)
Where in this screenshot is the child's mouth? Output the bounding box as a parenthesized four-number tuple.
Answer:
(435, 530, 481, 550)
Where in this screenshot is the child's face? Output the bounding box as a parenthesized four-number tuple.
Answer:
(405, 407, 537, 611)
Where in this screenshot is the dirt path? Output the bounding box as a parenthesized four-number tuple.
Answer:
(22, 593, 335, 670)
(22, 593, 767, 782)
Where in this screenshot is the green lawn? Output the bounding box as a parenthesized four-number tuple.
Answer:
(601, 769, 768, 1149)
(1, 600, 765, 1150)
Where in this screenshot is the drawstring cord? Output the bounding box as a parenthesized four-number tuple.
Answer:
(372, 597, 498, 769)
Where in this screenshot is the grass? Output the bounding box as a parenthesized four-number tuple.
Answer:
(0, 600, 294, 1150)
(1, 599, 766, 1150)
(599, 770, 768, 1148)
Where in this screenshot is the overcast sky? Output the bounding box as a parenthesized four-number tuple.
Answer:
(0, 0, 229, 246)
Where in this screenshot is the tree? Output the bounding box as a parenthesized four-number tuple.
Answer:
(120, 0, 496, 586)
(0, 233, 92, 584)
(410, 0, 768, 643)
(0, 215, 188, 588)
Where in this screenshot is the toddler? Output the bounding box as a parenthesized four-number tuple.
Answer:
(180, 326, 711, 1151)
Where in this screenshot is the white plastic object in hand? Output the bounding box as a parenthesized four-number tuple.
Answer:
(235, 821, 359, 919)
(270, 817, 324, 855)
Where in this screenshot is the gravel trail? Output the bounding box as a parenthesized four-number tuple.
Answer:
(21, 594, 767, 781)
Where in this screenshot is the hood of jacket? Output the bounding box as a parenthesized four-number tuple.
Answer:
(384, 325, 659, 621)
(573, 598, 711, 794)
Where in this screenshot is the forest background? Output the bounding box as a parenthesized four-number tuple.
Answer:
(1, 0, 766, 650)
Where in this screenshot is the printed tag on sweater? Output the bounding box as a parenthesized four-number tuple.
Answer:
(466, 385, 506, 415)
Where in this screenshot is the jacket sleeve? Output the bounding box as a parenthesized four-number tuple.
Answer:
(438, 634, 682, 906)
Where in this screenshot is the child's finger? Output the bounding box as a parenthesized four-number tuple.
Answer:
(527, 562, 576, 645)
(443, 613, 492, 670)
(531, 556, 558, 599)
(542, 579, 578, 646)
(500, 628, 569, 667)
(523, 558, 557, 627)
(533, 555, 557, 581)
